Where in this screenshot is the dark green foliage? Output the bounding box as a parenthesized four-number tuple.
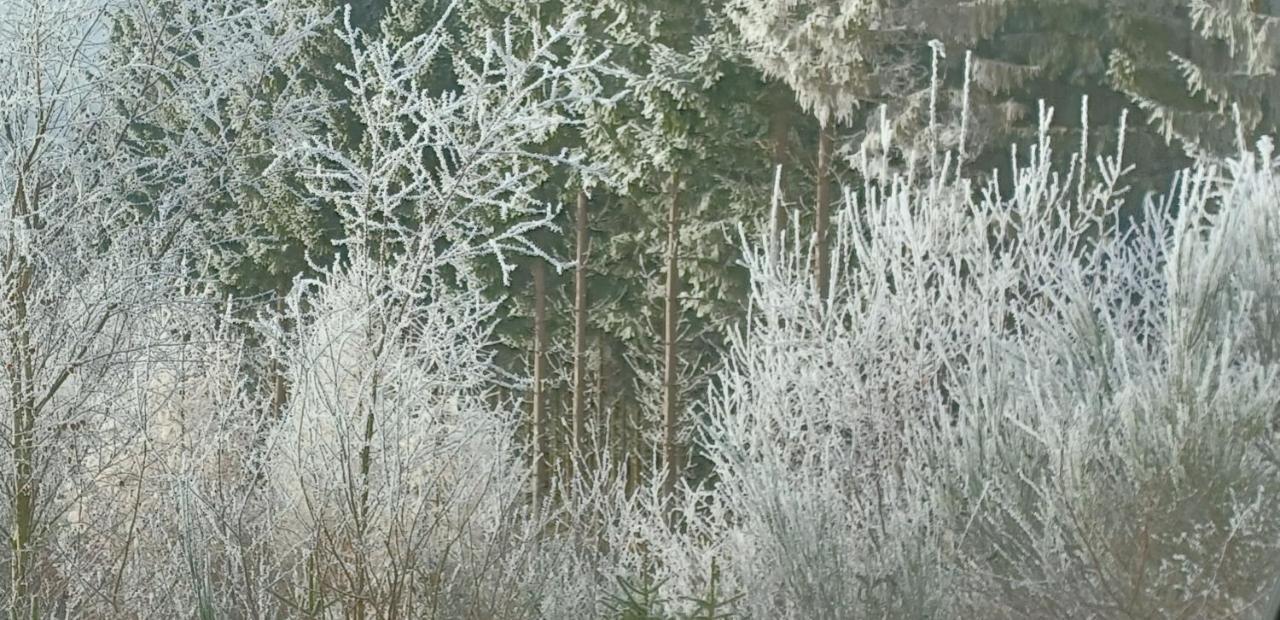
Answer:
(682, 560, 742, 620)
(606, 573, 670, 620)
(605, 561, 743, 620)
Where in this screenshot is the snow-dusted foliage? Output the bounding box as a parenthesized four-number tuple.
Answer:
(4, 0, 1280, 616)
(693, 108, 1280, 617)
(724, 0, 921, 127)
(0, 0, 322, 615)
(263, 250, 527, 616)
(257, 6, 608, 616)
(725, 0, 878, 126)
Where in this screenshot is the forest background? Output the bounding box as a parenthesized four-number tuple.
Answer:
(4, 0, 1280, 616)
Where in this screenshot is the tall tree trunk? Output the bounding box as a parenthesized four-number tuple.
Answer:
(270, 278, 290, 418)
(815, 121, 833, 300)
(531, 261, 550, 505)
(350, 335, 387, 620)
(595, 333, 610, 477)
(9, 262, 37, 620)
(571, 190, 588, 461)
(662, 171, 682, 499)
(625, 403, 639, 497)
(8, 179, 38, 619)
(769, 85, 791, 253)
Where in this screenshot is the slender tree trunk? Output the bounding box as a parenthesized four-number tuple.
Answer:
(625, 403, 638, 497)
(571, 190, 588, 461)
(531, 261, 550, 505)
(815, 121, 833, 300)
(270, 279, 289, 418)
(349, 332, 388, 620)
(8, 179, 38, 619)
(769, 86, 791, 251)
(595, 333, 609, 477)
(9, 264, 37, 620)
(662, 171, 682, 499)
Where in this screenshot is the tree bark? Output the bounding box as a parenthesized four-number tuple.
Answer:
(8, 261, 37, 620)
(571, 190, 588, 461)
(815, 122, 834, 301)
(8, 178, 38, 620)
(531, 261, 550, 505)
(662, 171, 682, 499)
(595, 333, 610, 477)
(270, 279, 289, 418)
(769, 85, 791, 253)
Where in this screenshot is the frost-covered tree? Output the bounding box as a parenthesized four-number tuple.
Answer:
(725, 0, 881, 299)
(463, 0, 624, 470)
(106, 0, 334, 292)
(449, 0, 614, 495)
(565, 0, 776, 499)
(724, 0, 1016, 297)
(0, 0, 323, 614)
(261, 6, 605, 613)
(106, 0, 336, 427)
(1109, 0, 1280, 159)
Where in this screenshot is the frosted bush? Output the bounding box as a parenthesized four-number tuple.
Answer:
(694, 108, 1280, 617)
(940, 139, 1280, 617)
(53, 300, 270, 617)
(263, 251, 526, 615)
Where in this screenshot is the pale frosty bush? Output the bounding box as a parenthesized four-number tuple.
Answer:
(693, 110, 1280, 618)
(54, 305, 270, 618)
(940, 141, 1280, 617)
(263, 252, 527, 616)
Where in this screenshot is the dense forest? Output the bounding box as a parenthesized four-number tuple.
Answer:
(3, 0, 1280, 617)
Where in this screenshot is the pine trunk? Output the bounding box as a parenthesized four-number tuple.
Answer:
(270, 279, 289, 418)
(815, 122, 833, 300)
(8, 179, 37, 619)
(571, 190, 588, 460)
(769, 86, 791, 252)
(662, 171, 682, 499)
(531, 261, 550, 505)
(625, 403, 639, 496)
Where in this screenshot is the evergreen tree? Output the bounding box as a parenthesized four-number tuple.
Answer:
(1110, 0, 1280, 159)
(724, 0, 1017, 297)
(573, 0, 774, 498)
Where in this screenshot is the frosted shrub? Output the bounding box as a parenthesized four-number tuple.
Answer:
(703, 163, 993, 618)
(699, 109, 1280, 617)
(53, 300, 270, 617)
(941, 140, 1280, 616)
(264, 250, 528, 616)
